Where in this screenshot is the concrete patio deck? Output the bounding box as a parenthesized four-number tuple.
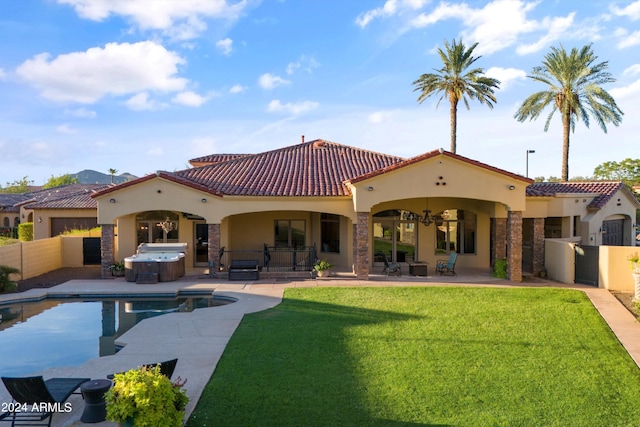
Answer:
(0, 269, 638, 426)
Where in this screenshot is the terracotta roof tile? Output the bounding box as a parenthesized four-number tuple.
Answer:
(172, 139, 405, 197)
(21, 184, 110, 209)
(188, 154, 250, 167)
(526, 181, 637, 209)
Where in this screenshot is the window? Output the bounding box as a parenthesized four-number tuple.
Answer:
(321, 213, 340, 253)
(3, 217, 8, 227)
(136, 211, 179, 245)
(435, 209, 476, 255)
(275, 220, 305, 248)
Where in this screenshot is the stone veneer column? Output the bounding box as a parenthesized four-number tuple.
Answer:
(506, 211, 523, 282)
(352, 221, 357, 274)
(491, 218, 507, 270)
(355, 212, 369, 280)
(100, 224, 115, 279)
(532, 217, 545, 277)
(207, 223, 220, 277)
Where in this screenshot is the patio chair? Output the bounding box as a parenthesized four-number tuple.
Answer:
(1, 376, 89, 427)
(108, 358, 178, 380)
(378, 252, 401, 276)
(436, 252, 457, 276)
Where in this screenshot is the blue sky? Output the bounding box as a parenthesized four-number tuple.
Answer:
(1, 0, 639, 186)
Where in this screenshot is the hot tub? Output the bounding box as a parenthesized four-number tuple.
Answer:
(124, 243, 187, 283)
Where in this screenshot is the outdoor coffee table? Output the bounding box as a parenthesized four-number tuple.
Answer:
(80, 379, 112, 423)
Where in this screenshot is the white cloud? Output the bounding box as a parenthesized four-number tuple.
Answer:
(611, 1, 640, 20)
(172, 91, 208, 107)
(515, 13, 576, 55)
(485, 67, 527, 90)
(57, 0, 248, 40)
(190, 137, 218, 157)
(16, 41, 188, 104)
(229, 84, 246, 94)
(622, 64, 640, 77)
(0, 68, 5, 79)
(356, 0, 429, 28)
(368, 111, 392, 123)
(286, 55, 319, 75)
(125, 92, 162, 111)
(216, 38, 233, 55)
(616, 29, 640, 49)
(258, 73, 290, 90)
(65, 107, 96, 118)
(267, 99, 319, 115)
(56, 123, 77, 134)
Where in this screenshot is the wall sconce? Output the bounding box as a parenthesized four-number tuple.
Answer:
(367, 186, 374, 191)
(109, 198, 116, 203)
(201, 198, 207, 203)
(508, 185, 516, 190)
(38, 217, 42, 223)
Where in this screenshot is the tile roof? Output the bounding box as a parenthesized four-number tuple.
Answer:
(0, 194, 31, 212)
(20, 184, 110, 209)
(172, 139, 405, 197)
(526, 181, 640, 209)
(188, 154, 251, 168)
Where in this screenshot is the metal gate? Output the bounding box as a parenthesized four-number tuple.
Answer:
(83, 237, 101, 265)
(575, 244, 599, 286)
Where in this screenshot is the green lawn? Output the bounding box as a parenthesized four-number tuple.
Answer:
(188, 287, 640, 426)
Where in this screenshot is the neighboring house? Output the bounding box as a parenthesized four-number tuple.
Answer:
(0, 194, 29, 234)
(16, 184, 110, 239)
(525, 181, 639, 246)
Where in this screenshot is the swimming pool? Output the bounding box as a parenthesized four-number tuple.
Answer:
(0, 295, 233, 377)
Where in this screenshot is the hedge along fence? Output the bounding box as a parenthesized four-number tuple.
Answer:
(0, 234, 94, 281)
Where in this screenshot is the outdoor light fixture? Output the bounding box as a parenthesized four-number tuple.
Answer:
(367, 186, 374, 191)
(38, 217, 42, 223)
(109, 198, 116, 203)
(402, 202, 440, 226)
(201, 198, 207, 203)
(508, 185, 516, 190)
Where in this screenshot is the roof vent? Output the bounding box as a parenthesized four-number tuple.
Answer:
(301, 135, 305, 143)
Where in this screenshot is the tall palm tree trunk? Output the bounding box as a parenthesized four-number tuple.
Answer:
(449, 94, 458, 153)
(562, 111, 571, 181)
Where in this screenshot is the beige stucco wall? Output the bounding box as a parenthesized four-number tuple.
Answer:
(21, 237, 63, 279)
(599, 246, 639, 291)
(544, 239, 575, 284)
(349, 154, 528, 213)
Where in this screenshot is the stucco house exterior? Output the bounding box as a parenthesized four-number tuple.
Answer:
(89, 138, 634, 283)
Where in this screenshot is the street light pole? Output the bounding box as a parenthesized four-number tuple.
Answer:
(526, 150, 535, 178)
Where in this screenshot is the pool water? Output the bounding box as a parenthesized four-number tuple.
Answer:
(0, 296, 230, 377)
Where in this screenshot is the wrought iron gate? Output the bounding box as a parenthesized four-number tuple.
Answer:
(574, 244, 599, 286)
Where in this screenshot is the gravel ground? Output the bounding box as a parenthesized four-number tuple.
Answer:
(15, 266, 102, 293)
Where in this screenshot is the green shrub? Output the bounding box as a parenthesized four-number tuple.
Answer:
(18, 222, 33, 241)
(493, 258, 507, 278)
(106, 365, 188, 427)
(0, 265, 20, 293)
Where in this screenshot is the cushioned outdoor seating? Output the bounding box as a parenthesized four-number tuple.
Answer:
(436, 252, 457, 276)
(228, 259, 259, 280)
(107, 358, 178, 380)
(0, 376, 89, 427)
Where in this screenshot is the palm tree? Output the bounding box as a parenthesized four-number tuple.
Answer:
(108, 168, 118, 184)
(412, 38, 500, 153)
(514, 44, 623, 181)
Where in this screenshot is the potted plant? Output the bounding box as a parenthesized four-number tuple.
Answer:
(314, 260, 333, 277)
(628, 252, 640, 301)
(109, 261, 125, 277)
(105, 365, 188, 427)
